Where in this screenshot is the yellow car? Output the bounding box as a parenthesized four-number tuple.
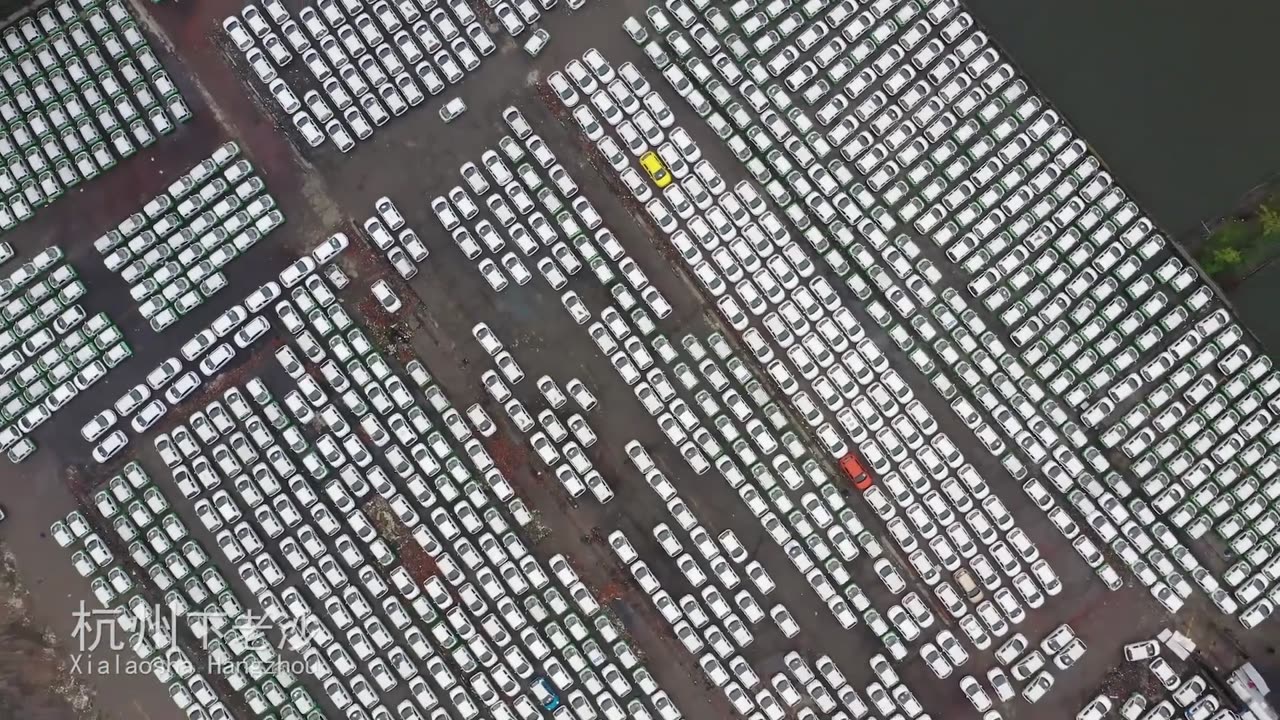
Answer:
(639, 151, 672, 188)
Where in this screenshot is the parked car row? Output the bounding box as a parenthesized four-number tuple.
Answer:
(463, 321, 615, 504)
(610, 493, 936, 720)
(554, 42, 1072, 658)
(458, 94, 1074, 683)
(872, 0, 1280, 621)
(143, 262, 685, 720)
(614, 523, 927, 720)
(1094, 309, 1280, 626)
(626, 0, 1224, 621)
(943, 624, 1086, 717)
(432, 102, 932, 657)
(483, 0, 571, 40)
(360, 194, 428, 280)
(729, 0, 1272, 624)
(0, 0, 190, 230)
(666, 324, 1059, 662)
(224, 0, 494, 152)
(89, 229, 353, 467)
(426, 102, 983, 705)
(0, 248, 126, 463)
(429, 105, 669, 329)
(97, 305, 271, 460)
(51, 461, 297, 720)
(768, 649, 924, 720)
(93, 141, 285, 332)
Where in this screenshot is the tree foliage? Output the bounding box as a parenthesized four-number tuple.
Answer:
(1260, 204, 1280, 238)
(1199, 204, 1280, 281)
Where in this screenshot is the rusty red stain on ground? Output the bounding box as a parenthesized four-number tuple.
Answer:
(596, 581, 624, 602)
(488, 434, 537, 487)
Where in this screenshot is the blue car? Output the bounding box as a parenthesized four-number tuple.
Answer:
(531, 676, 561, 711)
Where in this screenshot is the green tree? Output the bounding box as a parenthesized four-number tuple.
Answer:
(1206, 246, 1244, 275)
(1260, 204, 1280, 238)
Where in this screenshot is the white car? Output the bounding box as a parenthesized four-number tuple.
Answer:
(1055, 638, 1087, 670)
(920, 643, 951, 678)
(439, 96, 466, 122)
(478, 259, 508, 292)
(164, 371, 201, 404)
(1041, 624, 1076, 655)
(1150, 658, 1179, 690)
(372, 280, 401, 312)
(996, 633, 1029, 666)
(1078, 695, 1113, 720)
(873, 559, 906, 594)
(572, 105, 603, 140)
(523, 28, 549, 56)
(472, 323, 503, 355)
(538, 376, 568, 408)
(988, 667, 1016, 702)
(293, 111, 324, 146)
(375, 196, 405, 229)
(565, 379, 597, 410)
(1022, 670, 1054, 703)
(537, 258, 568, 289)
(93, 431, 129, 463)
(181, 330, 217, 361)
(280, 256, 317, 287)
(131, 399, 167, 432)
(146, 358, 183, 390)
(1030, 558, 1062, 595)
(81, 410, 118, 442)
(312, 233, 348, 264)
(245, 282, 282, 312)
(223, 16, 253, 50)
(960, 675, 993, 712)
(233, 316, 270, 349)
(114, 384, 152, 416)
(1123, 640, 1159, 661)
(769, 605, 799, 637)
(200, 343, 236, 377)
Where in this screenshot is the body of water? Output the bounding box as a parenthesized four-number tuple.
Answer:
(967, 0, 1280, 236)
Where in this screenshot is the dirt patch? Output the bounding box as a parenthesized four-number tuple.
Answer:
(0, 543, 102, 720)
(595, 580, 625, 603)
(1093, 657, 1166, 702)
(365, 495, 439, 585)
(332, 234, 422, 360)
(486, 434, 529, 485)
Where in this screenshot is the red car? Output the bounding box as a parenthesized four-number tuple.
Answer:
(840, 452, 873, 490)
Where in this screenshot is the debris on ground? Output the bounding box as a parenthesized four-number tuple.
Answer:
(0, 543, 103, 720)
(366, 495, 439, 585)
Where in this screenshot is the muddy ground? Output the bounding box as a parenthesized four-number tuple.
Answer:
(0, 542, 101, 720)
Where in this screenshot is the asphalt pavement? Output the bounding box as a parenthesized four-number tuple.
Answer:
(0, 0, 1268, 719)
